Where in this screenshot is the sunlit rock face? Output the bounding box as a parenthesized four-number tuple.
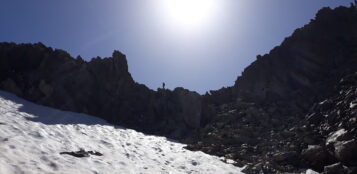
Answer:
(0, 42, 203, 138)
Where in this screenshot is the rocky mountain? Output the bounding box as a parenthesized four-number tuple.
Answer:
(0, 43, 204, 138)
(185, 5, 357, 174)
(208, 6, 357, 110)
(234, 6, 357, 107)
(186, 72, 357, 174)
(0, 4, 356, 174)
(303, 72, 357, 173)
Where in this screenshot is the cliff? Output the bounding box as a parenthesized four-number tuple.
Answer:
(233, 6, 357, 110)
(187, 6, 357, 174)
(0, 42, 203, 138)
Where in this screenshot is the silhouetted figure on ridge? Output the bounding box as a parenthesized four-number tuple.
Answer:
(162, 82, 165, 89)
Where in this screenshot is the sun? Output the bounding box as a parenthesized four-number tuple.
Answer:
(159, 0, 217, 30)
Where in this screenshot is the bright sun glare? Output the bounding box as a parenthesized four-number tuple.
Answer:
(160, 0, 217, 30)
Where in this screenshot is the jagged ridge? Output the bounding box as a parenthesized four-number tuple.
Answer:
(186, 5, 357, 174)
(0, 42, 204, 138)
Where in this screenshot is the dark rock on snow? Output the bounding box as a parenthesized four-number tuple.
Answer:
(60, 149, 103, 158)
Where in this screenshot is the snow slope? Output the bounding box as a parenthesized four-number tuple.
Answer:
(0, 91, 243, 174)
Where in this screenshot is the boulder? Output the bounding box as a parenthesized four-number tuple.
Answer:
(302, 145, 330, 170)
(273, 151, 298, 163)
(306, 169, 319, 174)
(322, 163, 348, 174)
(60, 149, 103, 158)
(326, 129, 352, 146)
(325, 129, 357, 163)
(306, 112, 324, 125)
(333, 139, 357, 163)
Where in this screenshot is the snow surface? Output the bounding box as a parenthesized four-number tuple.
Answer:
(0, 91, 243, 174)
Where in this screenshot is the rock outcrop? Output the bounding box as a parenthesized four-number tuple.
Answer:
(0, 42, 204, 138)
(185, 5, 357, 174)
(302, 72, 357, 173)
(231, 6, 357, 111)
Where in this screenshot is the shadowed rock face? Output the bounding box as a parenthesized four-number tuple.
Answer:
(1, 5, 357, 174)
(232, 7, 357, 107)
(0, 42, 203, 138)
(185, 6, 357, 174)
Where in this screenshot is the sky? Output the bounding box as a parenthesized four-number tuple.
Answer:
(0, 0, 354, 94)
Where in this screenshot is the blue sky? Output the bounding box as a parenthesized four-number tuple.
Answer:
(0, 0, 354, 93)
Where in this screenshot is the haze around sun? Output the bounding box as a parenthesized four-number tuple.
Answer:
(0, 0, 354, 93)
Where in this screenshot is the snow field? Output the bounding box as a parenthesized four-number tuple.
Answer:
(0, 91, 243, 174)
